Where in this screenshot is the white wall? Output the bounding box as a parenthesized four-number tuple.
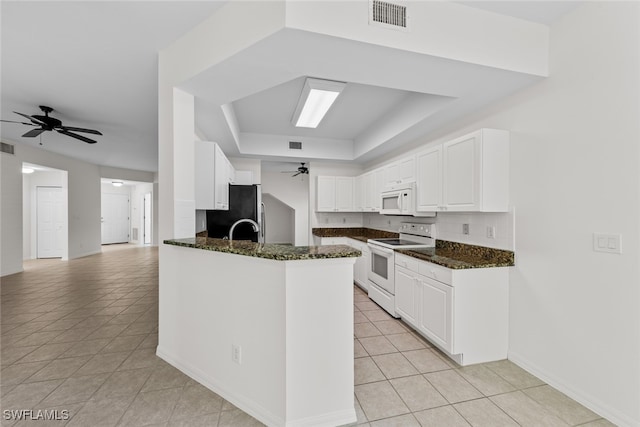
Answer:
(228, 157, 261, 184)
(25, 170, 68, 260)
(366, 3, 638, 425)
(261, 171, 309, 246)
(0, 143, 102, 277)
(1, 152, 23, 276)
(262, 193, 293, 245)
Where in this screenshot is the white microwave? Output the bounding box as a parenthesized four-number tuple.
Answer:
(380, 182, 415, 215)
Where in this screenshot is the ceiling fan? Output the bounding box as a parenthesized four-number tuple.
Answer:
(281, 162, 309, 177)
(0, 105, 102, 144)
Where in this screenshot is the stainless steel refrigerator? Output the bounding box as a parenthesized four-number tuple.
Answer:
(206, 184, 265, 242)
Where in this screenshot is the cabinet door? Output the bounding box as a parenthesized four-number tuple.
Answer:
(395, 267, 418, 326)
(354, 175, 364, 212)
(398, 156, 416, 183)
(214, 144, 229, 210)
(335, 177, 354, 211)
(363, 173, 374, 211)
(384, 162, 400, 187)
(416, 146, 442, 212)
(418, 276, 453, 353)
(316, 176, 336, 212)
(373, 168, 385, 211)
(442, 133, 481, 211)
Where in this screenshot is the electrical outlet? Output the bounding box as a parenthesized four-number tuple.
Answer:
(462, 224, 469, 235)
(343, 217, 346, 224)
(324, 217, 329, 224)
(487, 226, 496, 239)
(387, 220, 391, 225)
(232, 344, 242, 364)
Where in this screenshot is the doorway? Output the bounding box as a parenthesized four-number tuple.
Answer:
(143, 192, 152, 245)
(102, 193, 130, 244)
(36, 186, 65, 258)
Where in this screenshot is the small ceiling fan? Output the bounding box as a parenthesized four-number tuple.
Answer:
(281, 162, 309, 177)
(0, 105, 102, 144)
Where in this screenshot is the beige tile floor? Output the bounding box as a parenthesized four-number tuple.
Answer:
(0, 245, 614, 426)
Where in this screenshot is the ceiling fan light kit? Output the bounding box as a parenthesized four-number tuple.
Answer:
(292, 78, 346, 128)
(0, 105, 102, 144)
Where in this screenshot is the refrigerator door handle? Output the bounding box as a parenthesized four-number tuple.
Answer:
(260, 202, 266, 244)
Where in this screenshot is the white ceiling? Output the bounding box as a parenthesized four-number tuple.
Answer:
(1, 1, 226, 172)
(2, 1, 580, 172)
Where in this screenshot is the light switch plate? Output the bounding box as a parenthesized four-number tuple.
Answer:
(593, 233, 622, 254)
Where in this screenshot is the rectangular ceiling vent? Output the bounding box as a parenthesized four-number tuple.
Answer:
(0, 142, 15, 155)
(369, 0, 409, 31)
(289, 141, 303, 150)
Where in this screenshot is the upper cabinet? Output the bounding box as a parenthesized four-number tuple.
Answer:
(317, 176, 354, 212)
(416, 146, 442, 212)
(195, 141, 235, 210)
(360, 168, 384, 212)
(384, 156, 416, 188)
(416, 129, 509, 213)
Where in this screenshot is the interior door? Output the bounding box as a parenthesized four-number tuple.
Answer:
(143, 192, 152, 245)
(37, 187, 64, 258)
(102, 193, 130, 244)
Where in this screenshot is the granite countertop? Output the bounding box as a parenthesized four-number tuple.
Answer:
(397, 240, 515, 269)
(312, 227, 515, 269)
(312, 227, 398, 243)
(164, 237, 361, 261)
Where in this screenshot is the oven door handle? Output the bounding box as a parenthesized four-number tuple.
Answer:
(368, 244, 395, 257)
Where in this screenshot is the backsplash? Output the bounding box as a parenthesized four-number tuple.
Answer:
(363, 210, 515, 251)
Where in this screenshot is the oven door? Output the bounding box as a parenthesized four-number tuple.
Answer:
(367, 244, 395, 294)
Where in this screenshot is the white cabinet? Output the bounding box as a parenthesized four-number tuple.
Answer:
(354, 175, 365, 212)
(361, 168, 384, 212)
(195, 141, 234, 210)
(415, 129, 509, 213)
(384, 156, 416, 187)
(336, 177, 355, 211)
(349, 239, 371, 291)
(316, 176, 354, 212)
(416, 146, 442, 212)
(395, 267, 419, 325)
(418, 275, 453, 352)
(394, 253, 508, 366)
(315, 236, 371, 291)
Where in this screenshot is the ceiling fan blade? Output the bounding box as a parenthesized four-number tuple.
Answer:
(292, 172, 301, 177)
(14, 111, 46, 126)
(56, 129, 97, 144)
(0, 119, 37, 126)
(22, 128, 46, 138)
(58, 126, 102, 135)
(281, 170, 297, 173)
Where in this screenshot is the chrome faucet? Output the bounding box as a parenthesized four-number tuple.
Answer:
(228, 218, 261, 243)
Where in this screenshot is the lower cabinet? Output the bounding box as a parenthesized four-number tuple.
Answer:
(394, 253, 508, 366)
(315, 236, 371, 291)
(395, 267, 419, 325)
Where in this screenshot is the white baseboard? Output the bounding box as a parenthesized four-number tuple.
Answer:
(285, 409, 357, 427)
(156, 346, 284, 427)
(70, 249, 101, 259)
(508, 351, 638, 427)
(1, 266, 24, 277)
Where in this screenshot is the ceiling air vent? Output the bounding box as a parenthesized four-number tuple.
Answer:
(0, 142, 15, 155)
(289, 141, 302, 150)
(370, 0, 408, 30)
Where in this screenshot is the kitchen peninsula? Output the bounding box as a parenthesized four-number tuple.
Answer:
(158, 238, 360, 427)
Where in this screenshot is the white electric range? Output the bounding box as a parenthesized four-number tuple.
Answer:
(367, 223, 435, 317)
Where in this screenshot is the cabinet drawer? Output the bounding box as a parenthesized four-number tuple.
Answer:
(395, 254, 420, 273)
(418, 262, 452, 285)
